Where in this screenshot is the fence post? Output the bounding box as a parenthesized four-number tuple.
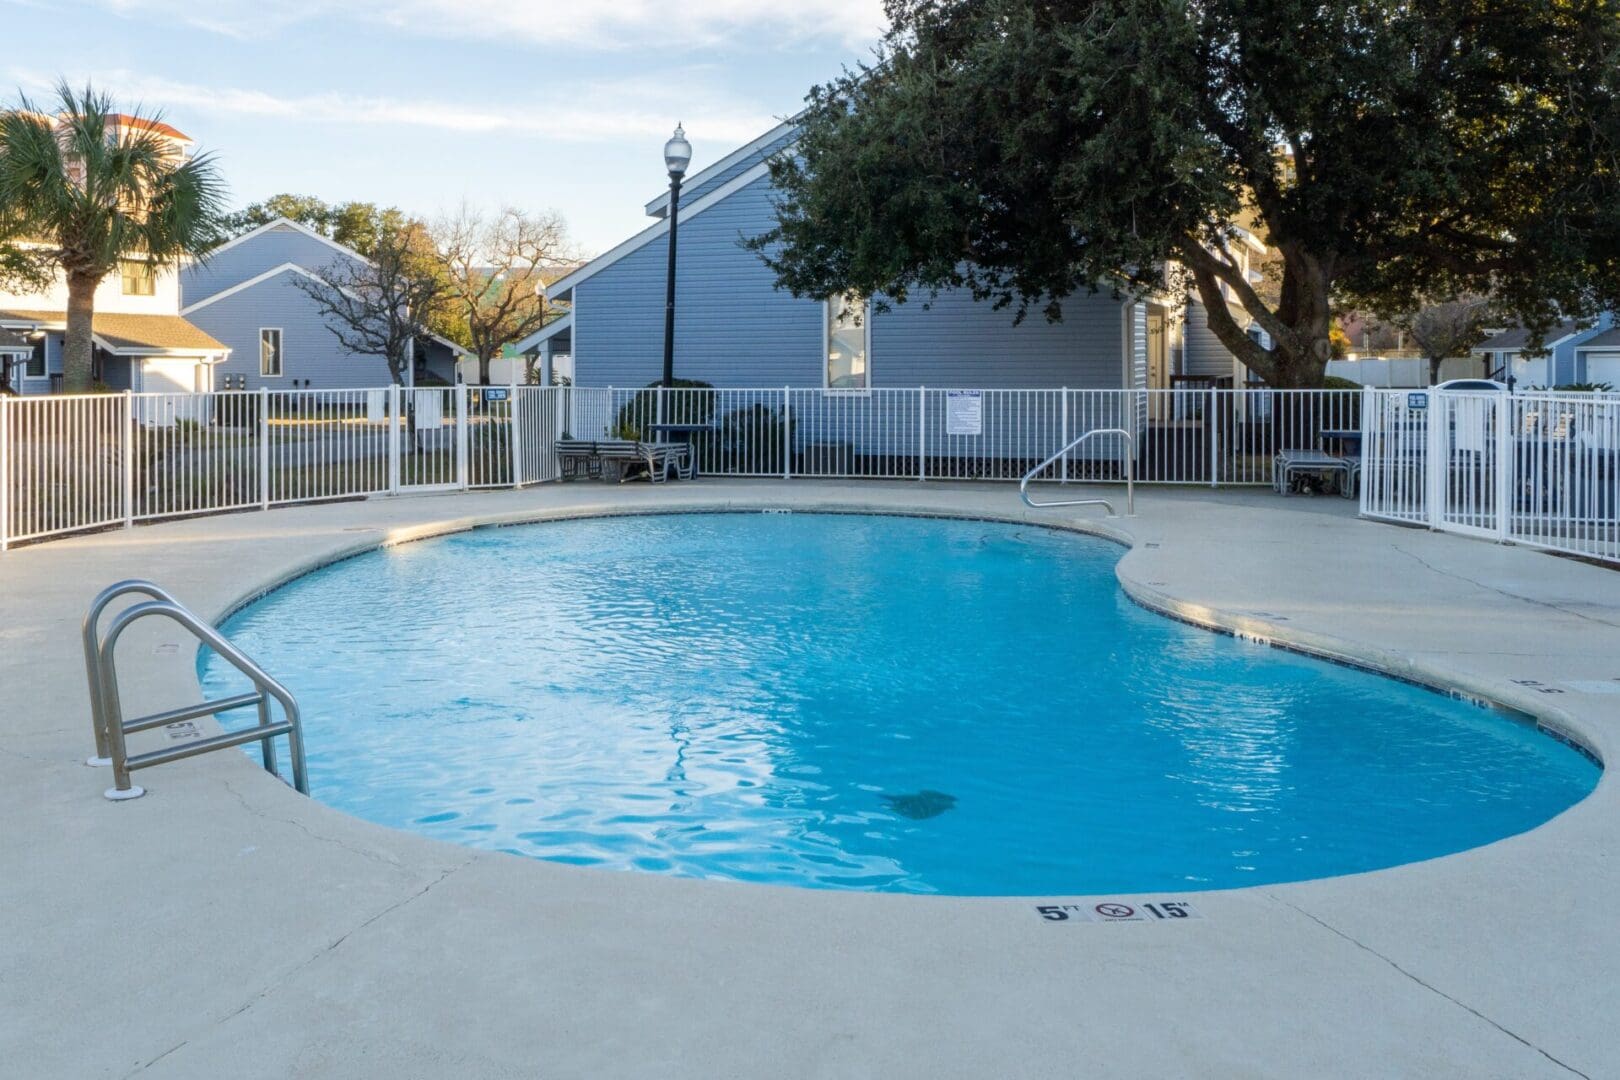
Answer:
(389, 383, 402, 494)
(781, 387, 792, 480)
(1060, 387, 1069, 484)
(122, 390, 135, 529)
(257, 387, 270, 510)
(456, 383, 470, 489)
(918, 386, 927, 481)
(1425, 390, 1446, 529)
(1493, 392, 1512, 541)
(509, 378, 524, 487)
(0, 395, 9, 551)
(656, 384, 666, 431)
(1209, 388, 1219, 487)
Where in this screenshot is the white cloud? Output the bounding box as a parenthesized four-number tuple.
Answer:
(9, 67, 781, 145)
(90, 0, 887, 50)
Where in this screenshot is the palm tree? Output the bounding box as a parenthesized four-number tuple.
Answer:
(0, 81, 226, 392)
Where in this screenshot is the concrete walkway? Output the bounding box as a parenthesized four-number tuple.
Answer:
(1, 481, 1616, 1079)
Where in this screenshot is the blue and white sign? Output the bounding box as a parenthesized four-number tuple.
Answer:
(1407, 392, 1428, 410)
(483, 388, 511, 402)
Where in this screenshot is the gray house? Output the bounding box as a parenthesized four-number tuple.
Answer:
(182, 219, 465, 390)
(517, 120, 1258, 396)
(1472, 313, 1618, 388)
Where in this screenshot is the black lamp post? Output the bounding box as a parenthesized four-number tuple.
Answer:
(661, 123, 692, 391)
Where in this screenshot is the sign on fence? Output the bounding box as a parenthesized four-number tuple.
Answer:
(945, 390, 983, 436)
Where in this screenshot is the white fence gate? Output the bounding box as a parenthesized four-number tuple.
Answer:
(1361, 388, 1620, 564)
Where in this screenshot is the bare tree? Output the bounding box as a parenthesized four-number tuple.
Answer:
(290, 219, 444, 385)
(433, 205, 574, 384)
(1380, 296, 1498, 384)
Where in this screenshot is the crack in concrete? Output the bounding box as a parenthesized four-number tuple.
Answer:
(219, 777, 405, 869)
(125, 856, 473, 1076)
(1390, 543, 1620, 631)
(1274, 895, 1591, 1079)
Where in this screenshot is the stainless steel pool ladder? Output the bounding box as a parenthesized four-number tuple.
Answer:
(1020, 428, 1135, 516)
(83, 579, 308, 801)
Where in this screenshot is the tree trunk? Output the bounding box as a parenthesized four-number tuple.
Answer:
(478, 352, 494, 385)
(63, 269, 101, 393)
(1429, 354, 1443, 385)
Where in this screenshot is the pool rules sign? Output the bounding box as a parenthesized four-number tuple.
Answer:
(945, 390, 983, 436)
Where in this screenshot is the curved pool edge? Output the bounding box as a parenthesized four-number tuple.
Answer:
(8, 481, 1620, 1078)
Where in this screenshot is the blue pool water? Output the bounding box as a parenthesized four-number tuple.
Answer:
(201, 513, 1599, 895)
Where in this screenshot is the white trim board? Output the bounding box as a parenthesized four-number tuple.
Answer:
(643, 120, 797, 218)
(196, 216, 378, 268)
(548, 159, 774, 304)
(513, 310, 573, 355)
(181, 262, 361, 314)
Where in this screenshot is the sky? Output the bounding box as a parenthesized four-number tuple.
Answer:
(5, 0, 888, 256)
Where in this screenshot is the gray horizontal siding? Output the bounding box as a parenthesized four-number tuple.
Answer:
(185, 271, 393, 390)
(576, 175, 1129, 391)
(1184, 301, 1238, 378)
(576, 177, 823, 388)
(185, 225, 366, 304)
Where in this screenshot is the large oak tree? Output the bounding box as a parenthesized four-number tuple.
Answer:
(751, 0, 1620, 387)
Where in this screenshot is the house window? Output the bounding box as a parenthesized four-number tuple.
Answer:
(25, 337, 45, 378)
(825, 292, 869, 390)
(120, 260, 156, 296)
(260, 328, 283, 377)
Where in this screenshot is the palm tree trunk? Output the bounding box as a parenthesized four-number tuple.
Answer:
(63, 269, 99, 393)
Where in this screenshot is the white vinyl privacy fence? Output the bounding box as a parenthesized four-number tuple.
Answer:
(1361, 388, 1620, 564)
(5, 384, 1361, 548)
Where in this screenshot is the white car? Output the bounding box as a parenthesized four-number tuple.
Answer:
(1432, 378, 1508, 391)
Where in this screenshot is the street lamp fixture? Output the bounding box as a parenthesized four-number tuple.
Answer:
(661, 123, 691, 392)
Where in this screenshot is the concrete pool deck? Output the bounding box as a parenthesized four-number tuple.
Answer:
(2, 480, 1617, 1079)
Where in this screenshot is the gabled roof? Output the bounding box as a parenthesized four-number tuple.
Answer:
(0, 309, 227, 354)
(1573, 326, 1620, 349)
(200, 216, 376, 267)
(1478, 320, 1586, 352)
(180, 262, 347, 314)
(179, 263, 472, 356)
(547, 158, 775, 305)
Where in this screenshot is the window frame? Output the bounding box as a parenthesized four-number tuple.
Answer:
(259, 327, 284, 378)
(119, 259, 156, 296)
(24, 335, 46, 378)
(821, 293, 872, 394)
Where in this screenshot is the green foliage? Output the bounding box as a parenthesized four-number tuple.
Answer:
(217, 195, 410, 261)
(612, 379, 715, 440)
(1320, 376, 1363, 391)
(0, 81, 229, 391)
(752, 1, 1620, 387)
(1543, 383, 1616, 393)
(712, 403, 793, 474)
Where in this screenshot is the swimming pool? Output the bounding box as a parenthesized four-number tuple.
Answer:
(201, 513, 1598, 895)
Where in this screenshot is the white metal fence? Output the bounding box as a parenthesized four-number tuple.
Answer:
(566, 386, 1361, 484)
(2, 384, 564, 549)
(3, 383, 1365, 549)
(1361, 388, 1620, 564)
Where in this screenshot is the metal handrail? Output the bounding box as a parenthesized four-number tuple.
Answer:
(83, 580, 183, 766)
(1019, 428, 1135, 516)
(88, 592, 307, 801)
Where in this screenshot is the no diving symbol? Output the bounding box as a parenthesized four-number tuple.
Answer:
(1094, 903, 1135, 919)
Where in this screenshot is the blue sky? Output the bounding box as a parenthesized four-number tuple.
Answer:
(8, 0, 887, 255)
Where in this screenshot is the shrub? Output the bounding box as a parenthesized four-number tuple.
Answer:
(612, 378, 715, 440)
